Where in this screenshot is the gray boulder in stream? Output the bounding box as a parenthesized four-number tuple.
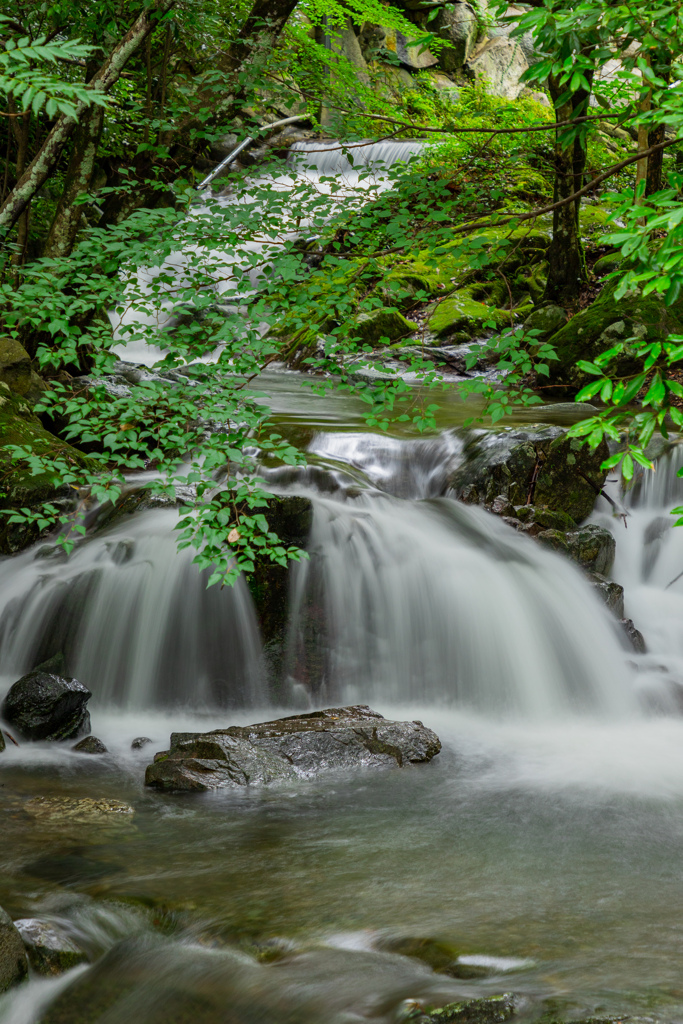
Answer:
(1, 670, 91, 741)
(145, 705, 441, 792)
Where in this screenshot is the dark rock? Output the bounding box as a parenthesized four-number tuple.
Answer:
(523, 303, 567, 338)
(0, 906, 28, 992)
(621, 618, 647, 653)
(72, 736, 108, 754)
(0, 337, 44, 403)
(145, 705, 441, 793)
(0, 730, 4, 753)
(248, 495, 314, 683)
(131, 736, 153, 750)
(489, 494, 517, 518)
(514, 504, 575, 531)
(14, 919, 88, 975)
(1, 671, 91, 742)
(586, 572, 624, 618)
(448, 428, 608, 522)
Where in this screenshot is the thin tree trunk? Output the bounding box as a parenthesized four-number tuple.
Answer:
(646, 51, 671, 196)
(43, 104, 105, 258)
(0, 0, 176, 235)
(543, 75, 590, 306)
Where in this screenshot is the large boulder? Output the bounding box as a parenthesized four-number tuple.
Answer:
(433, 1, 487, 72)
(145, 705, 441, 792)
(547, 280, 683, 391)
(0, 337, 44, 402)
(448, 427, 609, 522)
(428, 287, 511, 339)
(467, 36, 529, 100)
(0, 907, 28, 993)
(1, 671, 91, 742)
(14, 919, 87, 975)
(0, 385, 91, 554)
(538, 523, 616, 575)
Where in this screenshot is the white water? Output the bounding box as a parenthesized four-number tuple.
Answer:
(594, 444, 683, 713)
(0, 509, 265, 709)
(286, 494, 635, 718)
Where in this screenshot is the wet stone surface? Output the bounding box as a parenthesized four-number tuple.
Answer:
(146, 705, 442, 792)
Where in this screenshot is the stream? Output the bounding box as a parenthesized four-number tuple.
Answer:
(3, 141, 683, 1024)
(2, 375, 683, 1023)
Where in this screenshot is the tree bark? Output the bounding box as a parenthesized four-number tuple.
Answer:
(543, 74, 591, 306)
(646, 51, 671, 197)
(43, 104, 104, 258)
(0, 0, 175, 236)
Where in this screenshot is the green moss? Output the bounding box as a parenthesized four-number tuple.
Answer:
(352, 307, 418, 345)
(548, 280, 683, 389)
(428, 286, 512, 337)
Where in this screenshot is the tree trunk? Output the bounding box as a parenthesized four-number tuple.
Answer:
(646, 51, 671, 197)
(543, 75, 591, 306)
(43, 104, 104, 259)
(0, 0, 175, 236)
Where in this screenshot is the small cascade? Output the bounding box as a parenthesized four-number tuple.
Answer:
(0, 510, 266, 709)
(594, 444, 683, 710)
(288, 139, 425, 179)
(286, 493, 637, 718)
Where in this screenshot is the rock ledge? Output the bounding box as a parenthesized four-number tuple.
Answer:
(145, 705, 441, 792)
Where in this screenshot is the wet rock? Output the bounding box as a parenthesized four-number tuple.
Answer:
(0, 730, 4, 753)
(622, 618, 647, 653)
(72, 736, 108, 754)
(14, 919, 87, 975)
(448, 428, 608, 522)
(131, 736, 153, 750)
(1, 671, 91, 742)
(490, 495, 517, 518)
(0, 336, 44, 402)
(565, 524, 615, 575)
(423, 993, 517, 1024)
(515, 504, 575, 531)
(248, 495, 313, 679)
(146, 706, 441, 793)
(586, 572, 624, 618)
(0, 906, 28, 992)
(24, 796, 134, 825)
(378, 936, 488, 979)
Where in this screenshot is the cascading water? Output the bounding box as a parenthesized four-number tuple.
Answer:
(594, 443, 683, 711)
(285, 493, 636, 718)
(0, 509, 265, 709)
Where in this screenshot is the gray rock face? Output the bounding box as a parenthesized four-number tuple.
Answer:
(1, 671, 91, 741)
(145, 706, 441, 793)
(14, 919, 87, 975)
(621, 618, 647, 653)
(434, 2, 485, 71)
(0, 907, 28, 992)
(467, 36, 529, 100)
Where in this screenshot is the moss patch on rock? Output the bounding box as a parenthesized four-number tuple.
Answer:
(428, 286, 512, 337)
(352, 307, 418, 344)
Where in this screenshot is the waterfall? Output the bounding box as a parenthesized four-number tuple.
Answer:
(285, 493, 637, 718)
(287, 139, 426, 179)
(0, 510, 266, 710)
(593, 444, 683, 711)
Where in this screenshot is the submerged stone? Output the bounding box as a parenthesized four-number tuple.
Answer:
(1, 671, 91, 742)
(14, 919, 88, 975)
(424, 994, 517, 1024)
(0, 906, 28, 993)
(24, 796, 134, 826)
(145, 705, 441, 793)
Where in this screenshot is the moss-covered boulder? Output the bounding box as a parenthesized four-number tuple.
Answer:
(428, 286, 512, 338)
(424, 994, 516, 1024)
(0, 337, 44, 403)
(523, 304, 567, 339)
(14, 919, 88, 976)
(448, 427, 608, 522)
(0, 385, 91, 554)
(352, 307, 418, 345)
(0, 907, 28, 993)
(547, 280, 683, 390)
(537, 523, 615, 575)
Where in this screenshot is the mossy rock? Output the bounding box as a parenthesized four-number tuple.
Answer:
(592, 251, 623, 278)
(0, 337, 44, 403)
(352, 307, 418, 345)
(547, 279, 683, 390)
(523, 304, 567, 339)
(579, 204, 612, 240)
(428, 286, 512, 338)
(449, 428, 608, 522)
(425, 994, 516, 1024)
(0, 385, 92, 554)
